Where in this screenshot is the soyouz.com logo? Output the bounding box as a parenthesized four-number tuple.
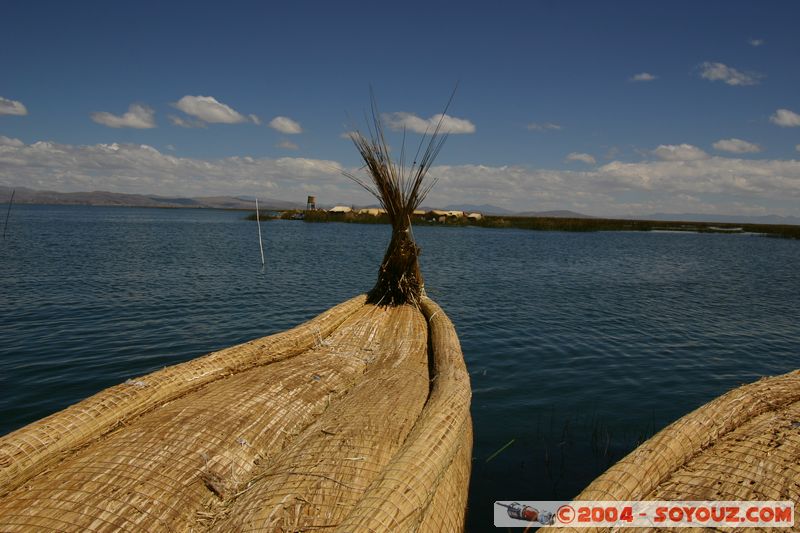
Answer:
(494, 500, 795, 528)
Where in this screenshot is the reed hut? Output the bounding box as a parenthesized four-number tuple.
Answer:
(428, 209, 464, 219)
(358, 207, 385, 216)
(0, 103, 472, 532)
(540, 369, 800, 531)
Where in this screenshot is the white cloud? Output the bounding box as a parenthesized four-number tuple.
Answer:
(653, 144, 710, 161)
(0, 135, 24, 147)
(566, 152, 596, 165)
(425, 156, 800, 216)
(383, 112, 476, 134)
(5, 138, 800, 217)
(712, 138, 761, 154)
(168, 114, 205, 128)
(699, 62, 761, 86)
(249, 114, 261, 126)
(593, 158, 800, 197)
(0, 138, 344, 200)
(91, 103, 156, 129)
(165, 144, 176, 151)
(630, 72, 657, 82)
(276, 140, 299, 150)
(526, 122, 562, 131)
(0, 96, 28, 116)
(796, 144, 800, 153)
(173, 95, 249, 124)
(770, 109, 800, 127)
(748, 38, 764, 47)
(269, 116, 302, 134)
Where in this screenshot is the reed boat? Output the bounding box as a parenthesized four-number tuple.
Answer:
(541, 369, 800, 532)
(0, 104, 473, 531)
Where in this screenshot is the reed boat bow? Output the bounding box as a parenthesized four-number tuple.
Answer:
(0, 95, 473, 532)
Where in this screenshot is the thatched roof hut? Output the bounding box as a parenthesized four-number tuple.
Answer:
(358, 207, 386, 216)
(428, 209, 464, 218)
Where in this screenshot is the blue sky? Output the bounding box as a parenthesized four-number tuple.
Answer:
(2, 0, 800, 216)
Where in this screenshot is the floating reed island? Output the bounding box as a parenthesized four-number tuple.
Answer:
(541, 369, 800, 532)
(0, 102, 472, 531)
(259, 210, 800, 240)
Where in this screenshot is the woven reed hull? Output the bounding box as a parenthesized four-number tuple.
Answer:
(541, 369, 800, 532)
(0, 296, 472, 532)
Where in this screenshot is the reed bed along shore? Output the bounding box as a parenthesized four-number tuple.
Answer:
(249, 210, 800, 240)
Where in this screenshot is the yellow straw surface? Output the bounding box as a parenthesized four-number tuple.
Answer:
(333, 297, 473, 532)
(0, 302, 385, 532)
(0, 295, 473, 532)
(417, 418, 473, 533)
(0, 295, 365, 498)
(208, 304, 429, 531)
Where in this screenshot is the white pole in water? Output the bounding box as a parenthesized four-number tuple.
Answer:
(2, 188, 14, 240)
(256, 198, 265, 266)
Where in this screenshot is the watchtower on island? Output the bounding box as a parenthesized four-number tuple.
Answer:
(306, 195, 316, 211)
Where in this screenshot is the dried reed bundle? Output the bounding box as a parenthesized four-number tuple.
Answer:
(0, 303, 390, 531)
(334, 297, 473, 531)
(0, 295, 365, 499)
(207, 304, 429, 531)
(418, 418, 473, 533)
(0, 298, 473, 532)
(344, 93, 452, 306)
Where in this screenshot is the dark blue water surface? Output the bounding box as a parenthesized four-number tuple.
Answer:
(2, 205, 800, 530)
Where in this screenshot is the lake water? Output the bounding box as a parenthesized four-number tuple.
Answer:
(2, 205, 800, 530)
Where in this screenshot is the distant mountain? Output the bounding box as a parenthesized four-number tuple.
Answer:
(443, 203, 515, 215)
(0, 186, 303, 211)
(515, 209, 593, 218)
(642, 213, 800, 226)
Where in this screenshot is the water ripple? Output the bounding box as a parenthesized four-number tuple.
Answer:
(2, 207, 800, 529)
